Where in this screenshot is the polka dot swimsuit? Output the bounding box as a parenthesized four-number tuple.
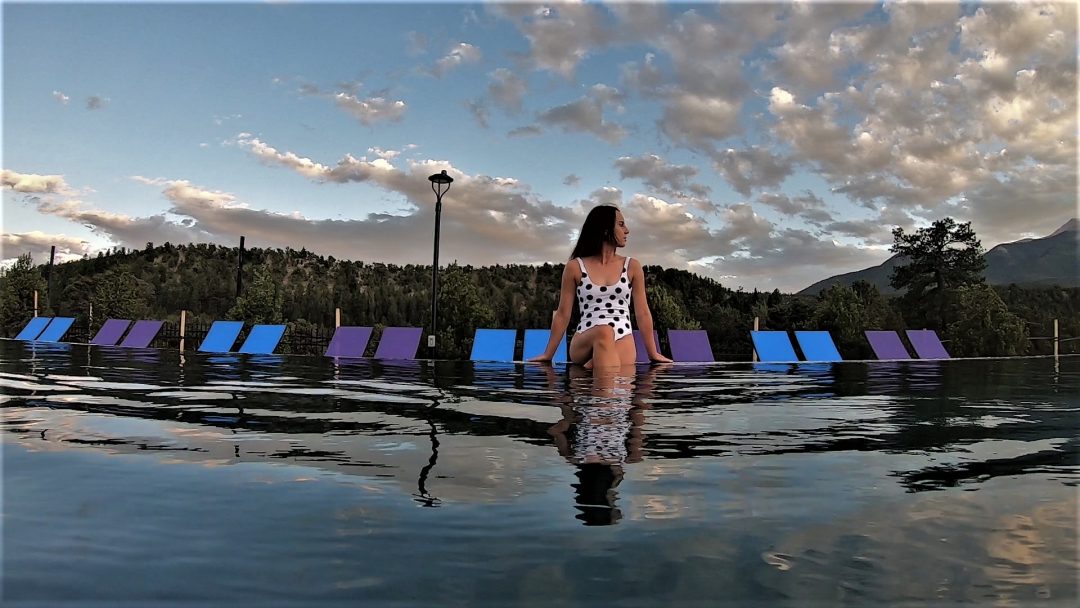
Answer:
(575, 256, 633, 341)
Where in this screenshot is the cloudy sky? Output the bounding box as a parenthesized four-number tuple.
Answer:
(2, 1, 1076, 292)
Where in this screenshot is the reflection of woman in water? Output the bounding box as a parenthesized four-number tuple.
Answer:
(544, 364, 665, 526)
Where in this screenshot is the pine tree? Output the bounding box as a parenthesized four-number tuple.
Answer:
(0, 253, 46, 336)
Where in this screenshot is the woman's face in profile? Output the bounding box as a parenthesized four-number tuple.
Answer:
(613, 210, 629, 247)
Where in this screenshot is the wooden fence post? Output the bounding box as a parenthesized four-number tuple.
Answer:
(33, 290, 38, 317)
(752, 316, 760, 362)
(335, 307, 341, 328)
(1054, 318, 1059, 358)
(179, 310, 187, 352)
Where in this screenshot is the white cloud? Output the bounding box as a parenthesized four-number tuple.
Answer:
(537, 85, 627, 144)
(2, 170, 72, 194)
(487, 68, 527, 113)
(466, 99, 489, 128)
(333, 93, 407, 126)
(508, 125, 542, 138)
(613, 154, 712, 212)
(2, 231, 89, 266)
(491, 1, 615, 78)
(615, 154, 701, 194)
(757, 191, 830, 224)
(659, 93, 741, 150)
(405, 31, 428, 56)
(52, 90, 70, 105)
(432, 42, 482, 77)
(713, 147, 794, 197)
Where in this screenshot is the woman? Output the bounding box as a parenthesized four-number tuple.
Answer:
(529, 204, 672, 368)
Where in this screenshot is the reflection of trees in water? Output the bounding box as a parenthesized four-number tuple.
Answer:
(7, 348, 1077, 497)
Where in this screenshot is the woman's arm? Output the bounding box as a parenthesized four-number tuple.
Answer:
(630, 258, 673, 363)
(528, 262, 578, 362)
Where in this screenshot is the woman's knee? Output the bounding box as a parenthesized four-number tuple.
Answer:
(592, 325, 617, 349)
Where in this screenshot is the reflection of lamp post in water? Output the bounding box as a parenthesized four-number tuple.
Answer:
(427, 170, 453, 359)
(414, 417, 441, 507)
(414, 388, 445, 507)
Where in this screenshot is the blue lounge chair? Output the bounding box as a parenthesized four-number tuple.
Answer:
(470, 328, 517, 361)
(238, 324, 286, 354)
(668, 329, 714, 362)
(325, 326, 373, 358)
(14, 317, 51, 340)
(36, 317, 75, 342)
(750, 330, 799, 362)
(794, 330, 843, 362)
(523, 329, 567, 363)
(198, 320, 245, 353)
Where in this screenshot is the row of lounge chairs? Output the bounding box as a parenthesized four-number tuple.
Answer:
(13, 317, 949, 361)
(467, 328, 950, 362)
(16, 317, 289, 355)
(751, 329, 949, 361)
(13, 316, 425, 358)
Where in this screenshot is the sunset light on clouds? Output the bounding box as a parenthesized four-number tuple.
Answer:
(2, 1, 1075, 292)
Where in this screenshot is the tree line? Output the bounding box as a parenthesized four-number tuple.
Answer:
(1, 219, 1076, 360)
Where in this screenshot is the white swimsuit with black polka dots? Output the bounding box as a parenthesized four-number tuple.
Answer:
(575, 256, 633, 341)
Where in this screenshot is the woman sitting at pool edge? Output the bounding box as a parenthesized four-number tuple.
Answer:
(528, 204, 672, 368)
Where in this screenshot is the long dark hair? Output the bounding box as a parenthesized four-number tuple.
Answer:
(570, 204, 619, 260)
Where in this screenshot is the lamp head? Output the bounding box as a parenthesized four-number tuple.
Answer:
(428, 170, 453, 185)
(429, 169, 453, 199)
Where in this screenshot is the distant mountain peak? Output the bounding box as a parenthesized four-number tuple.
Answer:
(1049, 218, 1078, 237)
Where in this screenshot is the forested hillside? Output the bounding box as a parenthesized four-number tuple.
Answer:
(1, 241, 1077, 360)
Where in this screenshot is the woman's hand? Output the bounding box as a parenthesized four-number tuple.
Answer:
(650, 353, 673, 364)
(527, 354, 553, 363)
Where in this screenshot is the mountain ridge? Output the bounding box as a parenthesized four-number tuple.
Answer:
(798, 219, 1079, 296)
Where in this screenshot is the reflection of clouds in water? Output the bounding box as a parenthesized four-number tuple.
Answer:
(985, 501, 1077, 588)
(761, 479, 1077, 603)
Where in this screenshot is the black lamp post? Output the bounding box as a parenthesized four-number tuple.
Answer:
(428, 170, 453, 357)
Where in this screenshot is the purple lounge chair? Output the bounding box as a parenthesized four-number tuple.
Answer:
(632, 330, 660, 363)
(325, 326, 373, 358)
(906, 329, 950, 359)
(90, 319, 132, 346)
(865, 330, 911, 360)
(668, 329, 714, 362)
(118, 320, 164, 348)
(373, 327, 423, 359)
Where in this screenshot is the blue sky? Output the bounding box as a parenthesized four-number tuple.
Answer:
(3, 1, 1076, 292)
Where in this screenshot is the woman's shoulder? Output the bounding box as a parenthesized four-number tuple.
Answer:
(563, 257, 583, 277)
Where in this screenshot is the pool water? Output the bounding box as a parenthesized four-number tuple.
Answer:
(1, 339, 1077, 605)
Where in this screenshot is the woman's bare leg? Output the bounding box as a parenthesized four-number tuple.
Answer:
(614, 335, 636, 365)
(569, 325, 620, 370)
